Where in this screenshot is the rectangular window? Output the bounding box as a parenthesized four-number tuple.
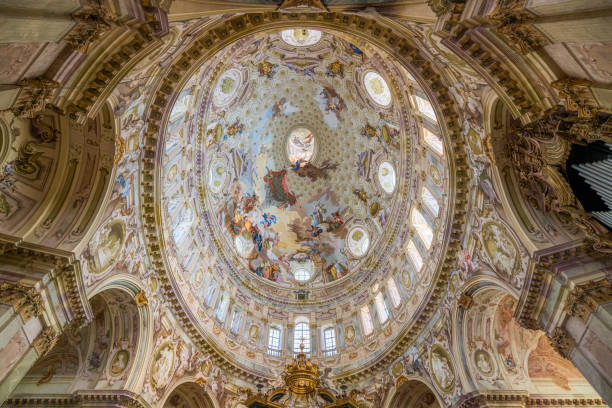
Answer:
(387, 278, 401, 308)
(230, 310, 242, 334)
(215, 294, 229, 321)
(268, 327, 281, 357)
(375, 292, 389, 323)
(406, 240, 423, 271)
(294, 322, 311, 356)
(421, 186, 440, 216)
(323, 328, 337, 357)
(204, 283, 217, 306)
(361, 305, 374, 336)
(423, 128, 444, 156)
(415, 96, 437, 122)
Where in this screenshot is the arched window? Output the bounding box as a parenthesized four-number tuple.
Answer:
(230, 309, 242, 335)
(415, 96, 437, 122)
(421, 186, 440, 216)
(387, 278, 401, 308)
(215, 293, 229, 321)
(406, 240, 423, 271)
(423, 128, 444, 156)
(411, 208, 433, 249)
(294, 317, 310, 355)
(360, 305, 374, 336)
(375, 292, 389, 323)
(268, 326, 282, 357)
(322, 327, 337, 357)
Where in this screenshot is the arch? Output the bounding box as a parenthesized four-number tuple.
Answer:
(0, 101, 117, 253)
(10, 285, 144, 396)
(162, 380, 216, 408)
(87, 275, 153, 392)
(454, 278, 601, 398)
(385, 377, 443, 408)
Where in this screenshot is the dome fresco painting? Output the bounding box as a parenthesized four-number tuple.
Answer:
(1, 2, 611, 408)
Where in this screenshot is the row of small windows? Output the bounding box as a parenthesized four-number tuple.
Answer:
(206, 278, 403, 356)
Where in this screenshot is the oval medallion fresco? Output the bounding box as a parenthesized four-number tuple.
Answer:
(287, 127, 315, 165)
(474, 349, 494, 376)
(430, 344, 455, 393)
(481, 221, 519, 276)
(213, 68, 242, 108)
(364, 71, 391, 106)
(150, 342, 175, 390)
(281, 29, 322, 47)
(86, 219, 125, 273)
(109, 350, 130, 377)
(378, 161, 396, 194)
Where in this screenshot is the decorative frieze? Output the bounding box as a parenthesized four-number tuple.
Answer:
(565, 278, 612, 322)
(551, 78, 606, 119)
(0, 281, 43, 322)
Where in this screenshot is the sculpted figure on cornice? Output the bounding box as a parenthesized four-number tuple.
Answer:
(487, 0, 551, 54)
(509, 109, 612, 253)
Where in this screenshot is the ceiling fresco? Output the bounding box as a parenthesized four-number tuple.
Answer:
(151, 27, 452, 373)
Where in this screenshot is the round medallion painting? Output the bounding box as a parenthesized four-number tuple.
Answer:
(481, 221, 519, 277)
(213, 68, 241, 107)
(150, 342, 175, 390)
(281, 29, 322, 47)
(364, 71, 391, 106)
(430, 344, 455, 393)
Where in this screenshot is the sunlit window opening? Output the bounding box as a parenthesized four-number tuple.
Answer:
(322, 327, 337, 357)
(361, 305, 374, 335)
(412, 208, 433, 249)
(230, 309, 242, 334)
(422, 186, 440, 216)
(423, 128, 444, 156)
(268, 326, 282, 356)
(406, 240, 423, 271)
(375, 292, 389, 323)
(415, 96, 437, 122)
(294, 317, 311, 355)
(204, 282, 217, 306)
(215, 293, 229, 321)
(387, 278, 401, 308)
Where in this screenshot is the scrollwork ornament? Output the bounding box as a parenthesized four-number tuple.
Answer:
(548, 327, 575, 359)
(33, 327, 59, 357)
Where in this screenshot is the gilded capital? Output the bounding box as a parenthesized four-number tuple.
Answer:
(548, 327, 575, 359)
(0, 281, 43, 322)
(565, 278, 612, 323)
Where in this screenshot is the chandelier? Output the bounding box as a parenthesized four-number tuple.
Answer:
(239, 344, 359, 408)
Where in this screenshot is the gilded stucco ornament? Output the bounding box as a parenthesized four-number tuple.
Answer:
(487, 0, 551, 54)
(509, 109, 612, 253)
(0, 281, 43, 321)
(565, 278, 612, 323)
(9, 78, 59, 118)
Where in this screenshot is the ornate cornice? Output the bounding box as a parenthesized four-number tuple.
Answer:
(455, 390, 606, 407)
(565, 278, 612, 323)
(136, 12, 470, 383)
(551, 78, 609, 119)
(0, 236, 92, 330)
(64, 0, 114, 53)
(5, 391, 150, 408)
(32, 327, 59, 357)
